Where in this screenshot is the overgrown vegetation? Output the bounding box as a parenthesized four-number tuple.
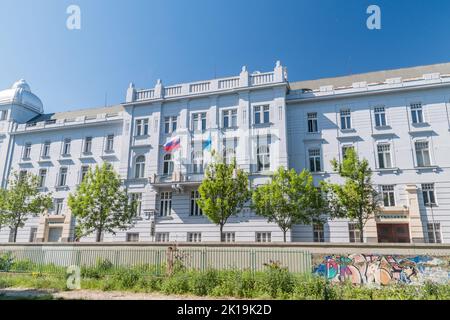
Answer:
(1, 256, 449, 300)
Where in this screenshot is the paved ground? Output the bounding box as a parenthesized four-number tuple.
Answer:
(0, 288, 241, 300)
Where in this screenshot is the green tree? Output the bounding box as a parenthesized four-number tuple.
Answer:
(321, 148, 381, 243)
(0, 171, 52, 242)
(68, 163, 136, 242)
(252, 167, 326, 242)
(197, 156, 252, 242)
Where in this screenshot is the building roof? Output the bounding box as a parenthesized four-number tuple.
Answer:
(27, 105, 124, 124)
(289, 62, 450, 91)
(0, 79, 44, 113)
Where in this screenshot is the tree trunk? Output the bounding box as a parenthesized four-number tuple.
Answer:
(283, 230, 287, 243)
(96, 229, 102, 242)
(13, 224, 19, 243)
(359, 219, 364, 243)
(220, 224, 224, 242)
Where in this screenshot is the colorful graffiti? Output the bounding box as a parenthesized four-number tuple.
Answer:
(313, 254, 450, 285)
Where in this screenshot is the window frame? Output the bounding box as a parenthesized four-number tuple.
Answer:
(377, 143, 393, 169)
(159, 191, 172, 216)
(135, 118, 149, 136)
(307, 112, 318, 133)
(134, 155, 146, 179)
(313, 223, 325, 242)
(374, 106, 387, 127)
(308, 148, 322, 172)
(381, 185, 396, 207)
(415, 140, 432, 167)
(340, 109, 352, 130)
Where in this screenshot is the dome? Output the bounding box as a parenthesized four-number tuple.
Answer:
(0, 79, 43, 114)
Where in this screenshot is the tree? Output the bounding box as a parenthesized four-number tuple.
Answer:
(252, 167, 326, 242)
(68, 163, 136, 242)
(197, 155, 252, 242)
(0, 171, 52, 242)
(321, 148, 381, 243)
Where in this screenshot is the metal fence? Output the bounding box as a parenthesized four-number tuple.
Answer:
(0, 246, 312, 275)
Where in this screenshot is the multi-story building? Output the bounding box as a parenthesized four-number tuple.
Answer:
(0, 61, 449, 243)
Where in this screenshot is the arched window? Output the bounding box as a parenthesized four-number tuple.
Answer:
(192, 150, 203, 173)
(257, 145, 270, 171)
(163, 154, 174, 175)
(135, 155, 145, 178)
(223, 147, 236, 165)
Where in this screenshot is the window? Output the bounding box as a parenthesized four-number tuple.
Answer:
(159, 191, 172, 216)
(156, 232, 170, 242)
(187, 232, 202, 242)
(134, 155, 145, 178)
(83, 137, 92, 153)
(223, 138, 237, 165)
(42, 141, 51, 157)
(106, 134, 114, 151)
(255, 232, 271, 243)
(342, 145, 354, 159)
(313, 224, 324, 242)
(135, 119, 149, 136)
(340, 109, 352, 130)
(190, 190, 203, 216)
(254, 105, 270, 124)
(192, 150, 203, 174)
(381, 185, 396, 207)
(164, 116, 177, 134)
(427, 223, 441, 243)
(0, 110, 7, 120)
(80, 165, 89, 183)
(19, 170, 27, 180)
(163, 154, 174, 175)
(348, 223, 361, 243)
(38, 169, 47, 188)
(415, 141, 431, 167)
(58, 167, 68, 187)
(411, 103, 424, 124)
(256, 135, 270, 172)
(307, 112, 318, 133)
(308, 148, 322, 172)
(222, 232, 235, 242)
(130, 193, 142, 217)
(8, 228, 16, 243)
(422, 183, 436, 206)
(374, 106, 387, 127)
(29, 227, 37, 243)
(377, 144, 392, 169)
(54, 199, 64, 215)
(62, 138, 71, 155)
(223, 109, 237, 128)
(192, 112, 207, 131)
(126, 233, 139, 242)
(23, 143, 31, 159)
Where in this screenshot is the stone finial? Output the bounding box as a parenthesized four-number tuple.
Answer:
(241, 66, 247, 73)
(156, 79, 162, 85)
(275, 60, 281, 68)
(129, 82, 135, 88)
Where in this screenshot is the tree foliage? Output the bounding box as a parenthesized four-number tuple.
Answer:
(252, 167, 326, 242)
(0, 171, 52, 242)
(197, 156, 251, 241)
(68, 163, 135, 242)
(321, 148, 381, 242)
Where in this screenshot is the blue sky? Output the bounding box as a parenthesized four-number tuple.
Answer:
(0, 0, 449, 113)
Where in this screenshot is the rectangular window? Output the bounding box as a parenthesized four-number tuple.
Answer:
(313, 224, 324, 242)
(377, 144, 392, 169)
(190, 190, 203, 216)
(130, 193, 142, 217)
(307, 112, 318, 133)
(0, 110, 7, 120)
(308, 148, 322, 172)
(23, 143, 31, 159)
(381, 185, 396, 207)
(58, 167, 68, 186)
(422, 183, 436, 206)
(136, 119, 149, 136)
(374, 106, 387, 127)
(255, 232, 271, 243)
(222, 232, 235, 242)
(159, 191, 172, 216)
(427, 223, 441, 243)
(415, 141, 431, 167)
(340, 109, 352, 130)
(38, 169, 47, 188)
(254, 105, 270, 124)
(54, 198, 64, 215)
(126, 233, 139, 242)
(62, 139, 71, 155)
(411, 103, 424, 124)
(187, 232, 202, 243)
(29, 227, 37, 243)
(83, 137, 92, 153)
(348, 223, 361, 243)
(256, 135, 270, 172)
(223, 109, 237, 128)
(106, 134, 114, 151)
(192, 112, 207, 131)
(42, 141, 51, 157)
(80, 165, 89, 182)
(155, 232, 170, 242)
(164, 116, 177, 134)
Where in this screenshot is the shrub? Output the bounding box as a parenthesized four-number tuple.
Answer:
(0, 252, 14, 272)
(10, 259, 35, 272)
(260, 261, 295, 298)
(188, 269, 219, 296)
(81, 258, 114, 279)
(161, 273, 190, 295)
(113, 268, 141, 289)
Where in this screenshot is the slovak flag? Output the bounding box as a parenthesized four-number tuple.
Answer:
(163, 136, 181, 152)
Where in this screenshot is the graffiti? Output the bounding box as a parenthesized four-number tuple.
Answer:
(313, 254, 450, 286)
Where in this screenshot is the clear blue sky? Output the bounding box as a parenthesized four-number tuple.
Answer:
(0, 0, 449, 113)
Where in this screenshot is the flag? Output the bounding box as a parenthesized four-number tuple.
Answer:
(203, 133, 211, 152)
(163, 136, 181, 152)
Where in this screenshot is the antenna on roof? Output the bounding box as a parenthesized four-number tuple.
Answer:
(104, 92, 108, 107)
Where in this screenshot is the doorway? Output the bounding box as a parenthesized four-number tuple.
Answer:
(47, 227, 63, 242)
(377, 223, 410, 243)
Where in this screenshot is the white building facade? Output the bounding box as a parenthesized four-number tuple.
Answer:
(0, 61, 449, 243)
